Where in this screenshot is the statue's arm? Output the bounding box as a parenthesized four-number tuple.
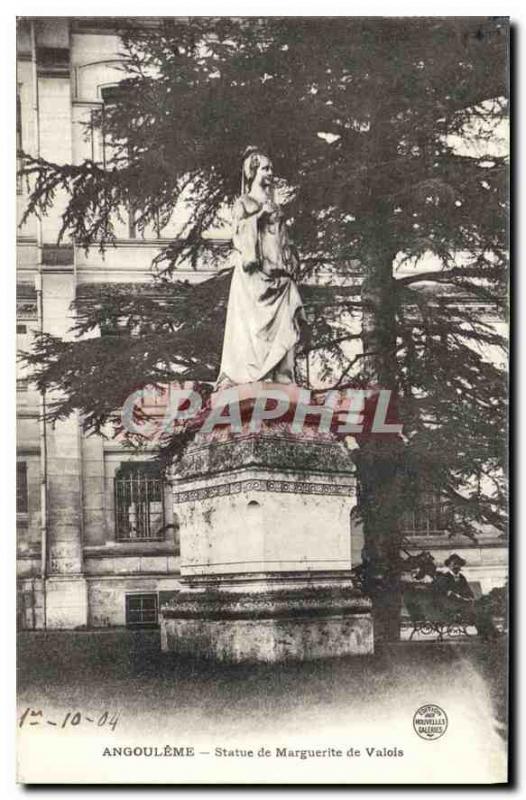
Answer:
(232, 197, 261, 274)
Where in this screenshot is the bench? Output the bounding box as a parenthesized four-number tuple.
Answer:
(402, 584, 477, 641)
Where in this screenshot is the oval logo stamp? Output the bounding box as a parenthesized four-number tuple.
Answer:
(413, 704, 448, 740)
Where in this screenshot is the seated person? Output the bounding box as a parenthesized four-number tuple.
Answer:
(434, 553, 497, 639)
(434, 553, 474, 612)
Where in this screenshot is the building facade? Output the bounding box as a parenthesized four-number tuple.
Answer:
(16, 18, 507, 631)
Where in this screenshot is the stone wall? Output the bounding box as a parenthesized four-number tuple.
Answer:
(87, 574, 182, 628)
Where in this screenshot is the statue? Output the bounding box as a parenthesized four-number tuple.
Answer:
(216, 147, 305, 387)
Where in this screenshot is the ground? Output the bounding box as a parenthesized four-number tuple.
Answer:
(17, 630, 508, 784)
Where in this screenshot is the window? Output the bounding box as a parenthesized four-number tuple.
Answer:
(89, 84, 122, 167)
(17, 324, 27, 334)
(401, 491, 452, 536)
(92, 85, 137, 239)
(140, 384, 170, 416)
(16, 86, 22, 194)
(17, 462, 28, 514)
(114, 462, 165, 541)
(125, 593, 158, 628)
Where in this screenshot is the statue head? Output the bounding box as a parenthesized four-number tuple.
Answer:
(241, 146, 273, 194)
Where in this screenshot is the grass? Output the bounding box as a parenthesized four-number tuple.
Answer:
(17, 629, 507, 741)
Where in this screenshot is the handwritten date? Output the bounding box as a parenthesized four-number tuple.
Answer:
(19, 707, 120, 731)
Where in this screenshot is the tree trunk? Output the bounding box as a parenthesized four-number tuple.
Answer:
(357, 238, 405, 645)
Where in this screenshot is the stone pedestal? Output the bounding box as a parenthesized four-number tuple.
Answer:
(160, 387, 373, 661)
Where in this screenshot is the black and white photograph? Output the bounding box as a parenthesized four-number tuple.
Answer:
(12, 13, 509, 784)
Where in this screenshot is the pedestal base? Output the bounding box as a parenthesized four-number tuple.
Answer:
(160, 581, 373, 662)
(162, 615, 373, 663)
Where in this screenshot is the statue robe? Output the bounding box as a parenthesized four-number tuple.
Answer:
(217, 194, 304, 386)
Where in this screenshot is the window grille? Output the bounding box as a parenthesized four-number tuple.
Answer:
(401, 491, 452, 536)
(17, 462, 28, 514)
(125, 593, 158, 627)
(114, 463, 165, 541)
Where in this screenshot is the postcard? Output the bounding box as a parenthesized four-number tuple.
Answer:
(16, 15, 509, 784)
